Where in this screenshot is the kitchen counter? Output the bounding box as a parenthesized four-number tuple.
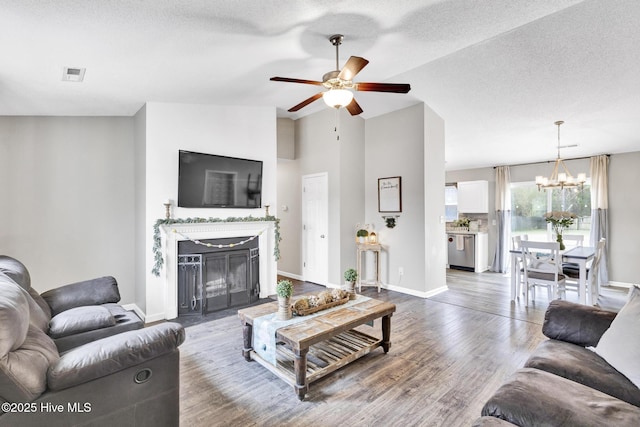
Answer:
(446, 230, 488, 235)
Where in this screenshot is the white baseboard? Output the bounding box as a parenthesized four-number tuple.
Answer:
(608, 281, 635, 289)
(143, 312, 169, 324)
(122, 303, 147, 323)
(277, 271, 303, 281)
(384, 283, 449, 298)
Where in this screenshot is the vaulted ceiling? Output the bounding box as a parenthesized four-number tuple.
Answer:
(1, 0, 639, 170)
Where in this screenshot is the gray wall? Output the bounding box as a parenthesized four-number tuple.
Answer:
(446, 154, 639, 284)
(0, 116, 137, 302)
(276, 157, 302, 277)
(608, 152, 640, 284)
(276, 118, 302, 277)
(279, 102, 446, 295)
(294, 108, 365, 285)
(365, 104, 426, 292)
(133, 105, 147, 311)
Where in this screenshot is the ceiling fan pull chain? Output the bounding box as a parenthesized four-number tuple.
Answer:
(335, 107, 340, 141)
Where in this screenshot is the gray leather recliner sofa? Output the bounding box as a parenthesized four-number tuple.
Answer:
(0, 258, 185, 427)
(475, 299, 640, 426)
(0, 255, 143, 352)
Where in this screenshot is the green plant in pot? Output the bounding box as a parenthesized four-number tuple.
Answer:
(276, 279, 293, 320)
(344, 268, 358, 299)
(356, 229, 369, 243)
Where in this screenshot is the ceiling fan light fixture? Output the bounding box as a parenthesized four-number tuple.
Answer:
(322, 89, 353, 109)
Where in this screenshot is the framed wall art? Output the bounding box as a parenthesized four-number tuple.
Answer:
(378, 176, 402, 213)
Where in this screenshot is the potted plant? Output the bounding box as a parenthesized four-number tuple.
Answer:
(356, 229, 369, 243)
(344, 268, 358, 299)
(275, 279, 293, 320)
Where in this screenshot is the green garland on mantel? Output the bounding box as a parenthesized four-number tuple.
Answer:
(151, 216, 281, 277)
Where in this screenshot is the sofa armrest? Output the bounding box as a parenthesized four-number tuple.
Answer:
(542, 300, 617, 347)
(47, 322, 185, 391)
(40, 276, 121, 316)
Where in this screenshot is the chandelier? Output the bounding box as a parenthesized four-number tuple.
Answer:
(535, 120, 587, 191)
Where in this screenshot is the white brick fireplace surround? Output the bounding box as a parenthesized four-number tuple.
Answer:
(159, 220, 278, 320)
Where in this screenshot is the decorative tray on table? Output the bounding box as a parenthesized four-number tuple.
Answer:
(292, 289, 351, 316)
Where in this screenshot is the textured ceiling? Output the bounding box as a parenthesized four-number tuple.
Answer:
(1, 0, 639, 170)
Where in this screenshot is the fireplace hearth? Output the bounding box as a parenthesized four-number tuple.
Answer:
(177, 237, 259, 316)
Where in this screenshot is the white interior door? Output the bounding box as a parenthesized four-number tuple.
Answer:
(302, 173, 328, 285)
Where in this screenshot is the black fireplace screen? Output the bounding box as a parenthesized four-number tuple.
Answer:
(177, 238, 259, 316)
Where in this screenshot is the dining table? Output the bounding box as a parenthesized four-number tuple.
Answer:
(510, 245, 596, 305)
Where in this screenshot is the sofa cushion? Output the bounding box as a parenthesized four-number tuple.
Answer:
(0, 277, 30, 355)
(53, 304, 144, 353)
(48, 305, 116, 339)
(0, 324, 59, 402)
(24, 287, 51, 332)
(525, 339, 640, 407)
(542, 299, 616, 347)
(0, 256, 52, 319)
(594, 285, 640, 388)
(27, 287, 52, 319)
(482, 368, 640, 426)
(41, 276, 121, 316)
(0, 255, 31, 290)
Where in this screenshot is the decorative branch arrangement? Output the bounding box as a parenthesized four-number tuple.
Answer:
(151, 216, 281, 277)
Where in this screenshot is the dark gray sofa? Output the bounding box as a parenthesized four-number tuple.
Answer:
(477, 299, 640, 426)
(0, 262, 186, 427)
(0, 255, 143, 352)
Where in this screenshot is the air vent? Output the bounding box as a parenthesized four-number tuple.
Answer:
(62, 67, 86, 82)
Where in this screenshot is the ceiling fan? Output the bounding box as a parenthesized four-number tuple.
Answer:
(270, 34, 411, 116)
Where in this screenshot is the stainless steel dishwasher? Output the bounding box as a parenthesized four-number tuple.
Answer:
(447, 233, 475, 271)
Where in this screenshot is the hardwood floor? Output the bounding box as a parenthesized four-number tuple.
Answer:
(178, 270, 627, 426)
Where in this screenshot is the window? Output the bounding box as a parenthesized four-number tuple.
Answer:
(445, 184, 458, 221)
(511, 182, 591, 241)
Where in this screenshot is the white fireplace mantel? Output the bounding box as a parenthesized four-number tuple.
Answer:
(160, 220, 277, 320)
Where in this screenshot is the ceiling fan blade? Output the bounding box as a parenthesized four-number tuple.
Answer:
(288, 92, 324, 112)
(355, 82, 411, 93)
(338, 56, 369, 81)
(345, 98, 363, 116)
(270, 77, 323, 86)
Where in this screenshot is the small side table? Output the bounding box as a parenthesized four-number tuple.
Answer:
(356, 243, 382, 292)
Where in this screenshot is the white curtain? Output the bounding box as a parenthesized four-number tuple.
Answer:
(491, 166, 511, 273)
(589, 155, 609, 286)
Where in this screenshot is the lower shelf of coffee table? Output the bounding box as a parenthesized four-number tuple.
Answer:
(251, 329, 381, 386)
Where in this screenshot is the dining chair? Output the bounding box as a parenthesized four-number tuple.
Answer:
(563, 238, 606, 304)
(520, 241, 566, 306)
(561, 234, 586, 281)
(561, 234, 584, 249)
(511, 234, 528, 297)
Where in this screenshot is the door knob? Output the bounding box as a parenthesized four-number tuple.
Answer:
(320, 234, 326, 238)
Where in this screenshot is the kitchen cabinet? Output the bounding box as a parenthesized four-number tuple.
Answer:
(457, 180, 488, 213)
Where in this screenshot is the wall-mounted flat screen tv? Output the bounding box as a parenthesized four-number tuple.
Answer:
(178, 150, 262, 208)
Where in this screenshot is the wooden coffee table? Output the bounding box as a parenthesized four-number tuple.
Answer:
(238, 296, 396, 400)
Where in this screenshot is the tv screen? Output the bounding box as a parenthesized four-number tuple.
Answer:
(178, 150, 262, 208)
